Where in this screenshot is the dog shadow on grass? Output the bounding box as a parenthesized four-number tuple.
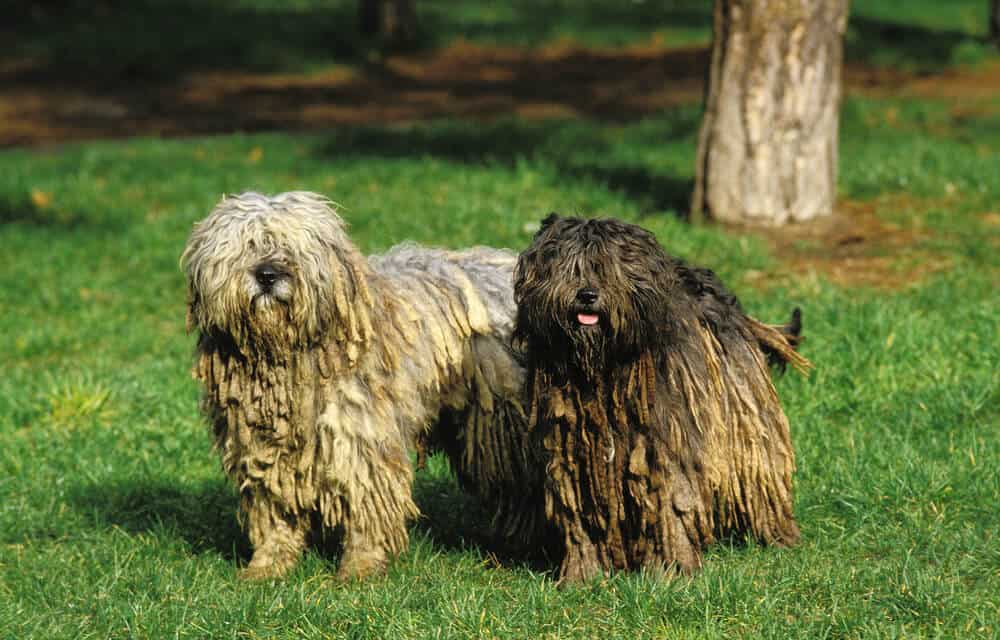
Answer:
(69, 477, 251, 562)
(412, 456, 555, 575)
(411, 466, 547, 570)
(67, 461, 545, 573)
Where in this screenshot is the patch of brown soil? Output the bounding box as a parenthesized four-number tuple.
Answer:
(738, 194, 957, 291)
(4, 37, 998, 148)
(846, 60, 1000, 102)
(0, 40, 707, 147)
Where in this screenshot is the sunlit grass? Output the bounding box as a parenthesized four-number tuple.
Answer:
(1, 97, 997, 638)
(1, 2, 998, 637)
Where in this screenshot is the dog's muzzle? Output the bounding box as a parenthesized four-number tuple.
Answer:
(255, 263, 283, 291)
(251, 262, 293, 304)
(574, 287, 601, 327)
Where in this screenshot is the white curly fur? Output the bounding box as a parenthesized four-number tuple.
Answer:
(182, 191, 526, 580)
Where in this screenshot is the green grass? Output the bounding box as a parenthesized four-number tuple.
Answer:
(2, 2, 1000, 639)
(5, 0, 994, 81)
(1, 101, 997, 639)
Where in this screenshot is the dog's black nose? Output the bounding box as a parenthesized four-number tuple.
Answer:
(255, 264, 280, 288)
(576, 288, 599, 305)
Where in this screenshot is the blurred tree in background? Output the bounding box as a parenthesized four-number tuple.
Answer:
(359, 0, 418, 48)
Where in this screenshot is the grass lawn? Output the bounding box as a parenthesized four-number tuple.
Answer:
(5, 0, 994, 78)
(1, 2, 999, 639)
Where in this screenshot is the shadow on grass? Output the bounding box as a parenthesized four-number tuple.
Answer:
(847, 17, 988, 70)
(5, 0, 365, 85)
(564, 163, 694, 217)
(413, 468, 553, 573)
(65, 465, 542, 570)
(0, 192, 99, 228)
(421, 0, 710, 45)
(0, 193, 51, 226)
(4, 2, 994, 149)
(2, 0, 713, 147)
(5, 0, 712, 86)
(69, 477, 250, 560)
(5, 2, 983, 88)
(316, 118, 699, 217)
(0, 190, 141, 231)
(412, 472, 493, 552)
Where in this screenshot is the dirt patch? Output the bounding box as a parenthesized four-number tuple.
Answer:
(737, 195, 957, 291)
(4, 38, 999, 148)
(845, 61, 1000, 102)
(0, 40, 707, 147)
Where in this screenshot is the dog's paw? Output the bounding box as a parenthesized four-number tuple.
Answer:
(336, 548, 388, 582)
(238, 564, 292, 581)
(239, 548, 302, 581)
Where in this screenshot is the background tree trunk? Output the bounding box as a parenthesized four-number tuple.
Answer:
(359, 0, 418, 46)
(692, 0, 849, 226)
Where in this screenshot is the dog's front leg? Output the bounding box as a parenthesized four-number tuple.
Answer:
(239, 491, 309, 581)
(336, 517, 392, 582)
(333, 440, 417, 582)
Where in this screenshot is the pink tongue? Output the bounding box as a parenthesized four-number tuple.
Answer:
(577, 313, 600, 326)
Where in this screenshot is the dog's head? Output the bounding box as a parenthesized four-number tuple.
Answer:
(181, 191, 372, 354)
(514, 214, 677, 373)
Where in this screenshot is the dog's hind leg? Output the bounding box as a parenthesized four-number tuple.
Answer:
(239, 492, 310, 581)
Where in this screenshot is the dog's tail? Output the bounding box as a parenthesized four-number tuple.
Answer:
(749, 307, 812, 375)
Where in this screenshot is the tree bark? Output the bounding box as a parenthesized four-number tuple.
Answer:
(692, 0, 849, 226)
(359, 0, 418, 47)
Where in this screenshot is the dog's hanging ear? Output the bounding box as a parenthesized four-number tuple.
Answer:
(323, 243, 374, 362)
(183, 262, 205, 334)
(527, 212, 561, 242)
(186, 292, 199, 333)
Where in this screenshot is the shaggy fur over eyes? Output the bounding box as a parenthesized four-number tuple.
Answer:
(511, 213, 810, 583)
(182, 191, 529, 581)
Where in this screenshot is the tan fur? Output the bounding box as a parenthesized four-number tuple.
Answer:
(182, 191, 526, 580)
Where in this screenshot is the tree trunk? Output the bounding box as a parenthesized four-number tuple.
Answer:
(692, 0, 849, 226)
(359, 0, 418, 47)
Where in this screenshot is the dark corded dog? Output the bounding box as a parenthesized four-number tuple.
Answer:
(512, 214, 810, 583)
